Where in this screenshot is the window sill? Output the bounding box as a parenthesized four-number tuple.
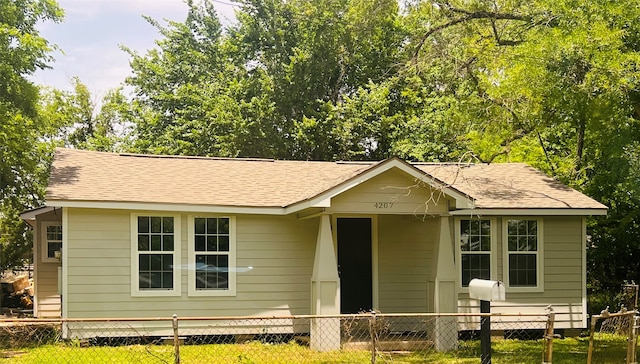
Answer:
(187, 288, 236, 297)
(131, 289, 182, 298)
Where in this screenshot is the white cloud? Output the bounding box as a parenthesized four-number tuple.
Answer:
(32, 0, 237, 95)
(61, 0, 189, 18)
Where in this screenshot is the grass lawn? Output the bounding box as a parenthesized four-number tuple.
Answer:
(0, 335, 633, 363)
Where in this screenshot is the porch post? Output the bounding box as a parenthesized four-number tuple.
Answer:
(310, 214, 341, 351)
(433, 215, 458, 351)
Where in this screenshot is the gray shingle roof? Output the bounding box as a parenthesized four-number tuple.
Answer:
(46, 148, 606, 211)
(417, 163, 606, 209)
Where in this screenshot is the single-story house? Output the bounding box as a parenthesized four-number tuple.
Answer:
(23, 148, 606, 349)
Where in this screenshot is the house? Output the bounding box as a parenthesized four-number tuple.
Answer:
(23, 148, 606, 349)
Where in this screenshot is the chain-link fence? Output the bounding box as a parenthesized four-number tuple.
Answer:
(587, 307, 638, 364)
(0, 311, 634, 363)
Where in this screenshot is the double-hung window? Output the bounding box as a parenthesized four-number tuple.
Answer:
(504, 219, 543, 290)
(188, 216, 236, 296)
(42, 223, 62, 262)
(131, 214, 181, 296)
(458, 219, 494, 287)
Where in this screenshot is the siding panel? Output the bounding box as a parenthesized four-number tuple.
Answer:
(330, 169, 450, 215)
(378, 215, 436, 313)
(65, 209, 316, 318)
(35, 210, 63, 318)
(457, 216, 586, 329)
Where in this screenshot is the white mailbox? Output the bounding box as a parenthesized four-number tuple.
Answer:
(468, 279, 505, 302)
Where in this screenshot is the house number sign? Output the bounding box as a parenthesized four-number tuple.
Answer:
(373, 202, 394, 209)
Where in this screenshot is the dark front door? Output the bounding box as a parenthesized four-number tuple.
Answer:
(337, 217, 373, 314)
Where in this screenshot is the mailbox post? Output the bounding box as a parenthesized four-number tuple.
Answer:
(468, 279, 505, 364)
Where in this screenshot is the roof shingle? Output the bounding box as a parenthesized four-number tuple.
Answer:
(46, 148, 606, 211)
(417, 163, 606, 209)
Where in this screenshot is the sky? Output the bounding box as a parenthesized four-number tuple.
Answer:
(33, 0, 238, 98)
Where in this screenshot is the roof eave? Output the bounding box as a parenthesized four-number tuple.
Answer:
(20, 206, 56, 220)
(19, 206, 57, 227)
(46, 200, 289, 215)
(450, 208, 608, 216)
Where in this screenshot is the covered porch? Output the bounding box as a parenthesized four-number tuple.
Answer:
(309, 213, 457, 351)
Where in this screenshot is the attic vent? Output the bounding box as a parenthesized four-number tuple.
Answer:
(118, 153, 275, 162)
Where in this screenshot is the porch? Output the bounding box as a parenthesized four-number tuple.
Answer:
(310, 213, 457, 351)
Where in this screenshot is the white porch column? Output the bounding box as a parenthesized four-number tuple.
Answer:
(310, 214, 341, 351)
(433, 215, 458, 351)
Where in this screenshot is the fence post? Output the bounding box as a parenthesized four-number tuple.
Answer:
(619, 306, 628, 335)
(172, 314, 180, 364)
(543, 307, 555, 364)
(627, 313, 638, 364)
(370, 311, 377, 364)
(479, 301, 492, 364)
(588, 308, 608, 364)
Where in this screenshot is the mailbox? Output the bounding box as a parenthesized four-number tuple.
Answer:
(469, 279, 505, 364)
(468, 279, 505, 302)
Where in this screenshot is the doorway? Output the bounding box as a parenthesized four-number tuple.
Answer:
(337, 217, 373, 314)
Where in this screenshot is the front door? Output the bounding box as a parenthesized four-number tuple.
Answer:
(337, 217, 373, 314)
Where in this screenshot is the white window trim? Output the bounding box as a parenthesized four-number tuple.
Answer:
(41, 222, 62, 263)
(502, 217, 544, 293)
(187, 215, 236, 297)
(455, 217, 497, 291)
(130, 213, 182, 297)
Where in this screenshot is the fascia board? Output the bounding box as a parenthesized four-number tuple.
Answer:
(450, 208, 608, 216)
(20, 206, 55, 221)
(47, 200, 287, 215)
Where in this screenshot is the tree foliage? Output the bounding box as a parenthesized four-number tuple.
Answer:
(403, 0, 640, 290)
(0, 0, 63, 271)
(40, 77, 129, 152)
(3, 0, 640, 291)
(125, 0, 404, 160)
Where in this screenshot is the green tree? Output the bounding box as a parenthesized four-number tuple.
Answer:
(0, 0, 63, 271)
(231, 0, 403, 159)
(404, 0, 640, 294)
(124, 0, 254, 157)
(40, 77, 130, 152)
(325, 75, 465, 161)
(125, 0, 404, 160)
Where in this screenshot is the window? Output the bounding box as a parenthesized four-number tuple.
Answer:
(458, 219, 494, 287)
(504, 219, 543, 290)
(131, 214, 181, 297)
(188, 216, 236, 296)
(42, 223, 62, 262)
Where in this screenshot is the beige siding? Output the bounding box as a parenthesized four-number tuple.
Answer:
(34, 210, 62, 318)
(35, 264, 61, 318)
(61, 205, 586, 330)
(65, 208, 316, 318)
(377, 215, 437, 312)
(458, 216, 586, 329)
(330, 169, 450, 215)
